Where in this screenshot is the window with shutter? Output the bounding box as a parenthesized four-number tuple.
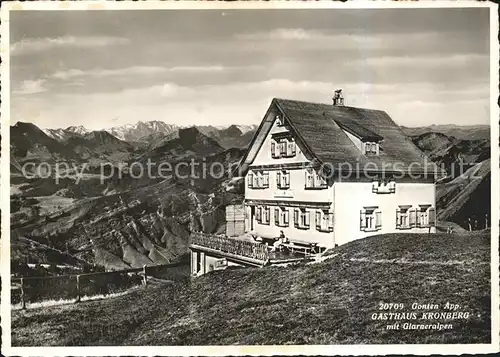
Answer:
(409, 208, 416, 228)
(256, 206, 261, 223)
(294, 208, 299, 227)
(248, 173, 253, 188)
(360, 210, 366, 230)
(284, 209, 289, 226)
(274, 208, 279, 225)
(280, 140, 287, 155)
(276, 171, 281, 187)
(328, 212, 334, 231)
(375, 210, 382, 229)
(316, 210, 321, 230)
(271, 141, 276, 158)
(305, 210, 310, 228)
(361, 207, 380, 232)
(305, 169, 313, 188)
(428, 207, 436, 226)
(395, 208, 401, 228)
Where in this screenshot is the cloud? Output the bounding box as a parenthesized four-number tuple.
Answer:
(50, 65, 227, 81)
(11, 36, 130, 56)
(349, 54, 489, 69)
(236, 28, 323, 41)
(13, 79, 47, 95)
(234, 29, 457, 53)
(13, 76, 490, 130)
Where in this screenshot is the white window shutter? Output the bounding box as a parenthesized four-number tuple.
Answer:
(360, 210, 366, 230)
(395, 208, 401, 228)
(409, 208, 416, 228)
(248, 173, 253, 188)
(276, 171, 281, 187)
(428, 207, 436, 226)
(316, 210, 321, 230)
(375, 209, 382, 229)
(305, 210, 310, 227)
(328, 212, 334, 231)
(291, 140, 296, 155)
(284, 209, 289, 225)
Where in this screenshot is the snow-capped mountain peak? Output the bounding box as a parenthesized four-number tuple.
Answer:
(66, 125, 89, 135)
(105, 120, 179, 142)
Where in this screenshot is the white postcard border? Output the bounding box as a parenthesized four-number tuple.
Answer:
(1, 1, 498, 356)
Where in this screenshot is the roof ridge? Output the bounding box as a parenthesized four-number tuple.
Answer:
(273, 97, 385, 113)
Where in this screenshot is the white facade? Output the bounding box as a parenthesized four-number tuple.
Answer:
(243, 115, 436, 249)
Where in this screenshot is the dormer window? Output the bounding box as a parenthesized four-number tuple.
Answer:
(372, 178, 396, 194)
(364, 142, 379, 156)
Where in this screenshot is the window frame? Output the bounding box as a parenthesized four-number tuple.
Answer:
(372, 178, 396, 194)
(248, 171, 269, 189)
(276, 170, 291, 190)
(360, 207, 382, 232)
(271, 136, 297, 159)
(294, 208, 311, 230)
(396, 205, 412, 230)
(364, 141, 378, 156)
(304, 168, 327, 189)
(315, 209, 334, 232)
(416, 205, 436, 228)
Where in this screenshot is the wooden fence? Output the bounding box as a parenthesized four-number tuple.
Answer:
(11, 262, 189, 309)
(191, 232, 269, 262)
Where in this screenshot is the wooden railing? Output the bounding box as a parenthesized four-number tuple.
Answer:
(11, 262, 188, 309)
(191, 232, 270, 262)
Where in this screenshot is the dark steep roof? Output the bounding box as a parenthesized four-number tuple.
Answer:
(273, 98, 443, 175)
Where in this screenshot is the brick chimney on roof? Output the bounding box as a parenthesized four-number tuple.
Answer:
(333, 89, 344, 106)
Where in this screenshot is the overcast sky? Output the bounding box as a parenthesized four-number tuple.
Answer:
(10, 8, 490, 130)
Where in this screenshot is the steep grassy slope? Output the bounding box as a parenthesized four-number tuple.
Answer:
(12, 232, 490, 346)
(437, 159, 491, 228)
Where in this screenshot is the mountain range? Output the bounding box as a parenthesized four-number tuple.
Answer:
(9, 120, 491, 273)
(401, 124, 490, 140)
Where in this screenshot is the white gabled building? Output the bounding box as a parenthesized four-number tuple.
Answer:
(236, 94, 444, 248)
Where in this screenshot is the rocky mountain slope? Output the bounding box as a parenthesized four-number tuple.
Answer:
(105, 121, 179, 142)
(10, 122, 246, 271)
(10, 120, 490, 271)
(411, 131, 490, 176)
(11, 122, 79, 163)
(402, 124, 490, 140)
(436, 159, 491, 229)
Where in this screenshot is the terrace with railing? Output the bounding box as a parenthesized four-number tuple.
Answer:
(190, 232, 270, 264)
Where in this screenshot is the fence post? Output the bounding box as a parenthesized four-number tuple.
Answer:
(142, 265, 147, 286)
(20, 278, 26, 310)
(75, 275, 81, 303)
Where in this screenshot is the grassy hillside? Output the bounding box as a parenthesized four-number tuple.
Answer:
(12, 232, 490, 346)
(437, 159, 491, 228)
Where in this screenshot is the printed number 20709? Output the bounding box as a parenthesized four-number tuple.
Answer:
(378, 302, 404, 310)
